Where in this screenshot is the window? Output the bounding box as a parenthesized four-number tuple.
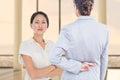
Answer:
(22, 0, 59, 42)
(107, 0, 120, 55)
(0, 0, 14, 56)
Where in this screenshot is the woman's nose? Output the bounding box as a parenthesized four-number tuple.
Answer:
(38, 24, 42, 27)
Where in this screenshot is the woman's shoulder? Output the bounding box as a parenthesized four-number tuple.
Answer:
(20, 38, 33, 46)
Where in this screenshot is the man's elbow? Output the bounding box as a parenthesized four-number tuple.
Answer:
(49, 56, 60, 65)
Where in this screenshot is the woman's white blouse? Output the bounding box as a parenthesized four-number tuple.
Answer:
(19, 38, 55, 80)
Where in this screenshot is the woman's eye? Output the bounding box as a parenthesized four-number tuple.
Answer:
(35, 22, 39, 23)
(42, 22, 46, 24)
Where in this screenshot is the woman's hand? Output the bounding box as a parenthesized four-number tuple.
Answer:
(44, 65, 63, 77)
(80, 62, 96, 71)
(48, 65, 57, 72)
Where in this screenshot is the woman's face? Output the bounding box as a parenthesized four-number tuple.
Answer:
(31, 14, 48, 35)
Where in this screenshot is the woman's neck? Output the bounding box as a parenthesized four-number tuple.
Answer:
(33, 34, 44, 43)
(33, 34, 46, 49)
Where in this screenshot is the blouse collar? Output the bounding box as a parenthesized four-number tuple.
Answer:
(29, 37, 48, 44)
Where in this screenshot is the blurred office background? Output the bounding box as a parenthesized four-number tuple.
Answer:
(0, 0, 120, 80)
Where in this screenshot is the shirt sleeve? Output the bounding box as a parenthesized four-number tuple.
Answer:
(50, 27, 82, 74)
(100, 31, 109, 80)
(19, 42, 32, 64)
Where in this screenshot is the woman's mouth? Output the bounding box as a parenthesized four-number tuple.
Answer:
(37, 29, 43, 31)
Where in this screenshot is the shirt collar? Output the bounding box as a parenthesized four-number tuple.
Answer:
(77, 16, 94, 20)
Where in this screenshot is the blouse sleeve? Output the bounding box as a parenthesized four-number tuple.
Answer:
(19, 42, 32, 64)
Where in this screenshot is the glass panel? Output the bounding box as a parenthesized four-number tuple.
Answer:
(61, 0, 76, 28)
(0, 0, 14, 55)
(22, 0, 36, 41)
(38, 0, 59, 42)
(107, 0, 120, 55)
(61, 0, 98, 28)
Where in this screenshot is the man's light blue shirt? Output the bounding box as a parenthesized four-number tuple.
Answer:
(50, 16, 109, 80)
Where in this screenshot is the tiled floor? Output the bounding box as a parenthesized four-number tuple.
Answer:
(0, 68, 22, 80)
(0, 68, 120, 80)
(0, 68, 60, 80)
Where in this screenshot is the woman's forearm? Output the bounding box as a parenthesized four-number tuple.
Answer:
(22, 55, 59, 79)
(44, 67, 63, 77)
(32, 65, 56, 79)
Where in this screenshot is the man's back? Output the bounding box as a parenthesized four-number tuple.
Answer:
(60, 16, 108, 80)
(50, 16, 108, 80)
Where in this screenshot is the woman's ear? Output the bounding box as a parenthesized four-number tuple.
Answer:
(30, 24, 33, 29)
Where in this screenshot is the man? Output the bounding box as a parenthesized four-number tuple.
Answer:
(50, 0, 109, 80)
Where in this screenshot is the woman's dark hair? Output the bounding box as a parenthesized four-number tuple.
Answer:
(74, 0, 94, 16)
(30, 11, 49, 28)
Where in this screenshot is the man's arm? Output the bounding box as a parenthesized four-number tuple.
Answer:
(50, 28, 83, 74)
(100, 32, 109, 80)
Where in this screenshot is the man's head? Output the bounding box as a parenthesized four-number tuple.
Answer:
(73, 0, 94, 16)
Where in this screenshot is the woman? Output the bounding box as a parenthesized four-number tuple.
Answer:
(19, 11, 62, 80)
(50, 0, 109, 80)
